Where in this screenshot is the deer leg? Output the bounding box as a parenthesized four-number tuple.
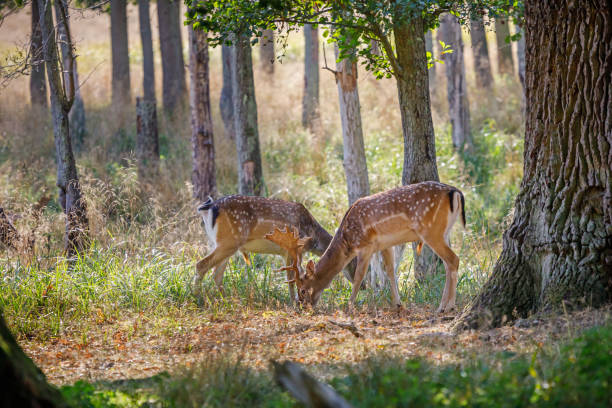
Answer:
(381, 247, 401, 307)
(424, 237, 459, 313)
(193, 246, 238, 296)
(213, 258, 230, 292)
(349, 252, 373, 306)
(285, 254, 296, 303)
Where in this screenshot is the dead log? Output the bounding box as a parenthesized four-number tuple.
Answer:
(272, 360, 353, 408)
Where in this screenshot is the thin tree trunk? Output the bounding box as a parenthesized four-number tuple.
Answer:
(29, 0, 46, 109)
(139, 0, 155, 102)
(136, 98, 159, 175)
(470, 18, 494, 88)
(110, 0, 130, 107)
(219, 44, 235, 141)
(136, 0, 159, 177)
(457, 0, 612, 329)
(302, 24, 320, 132)
(370, 39, 381, 56)
(157, 0, 186, 113)
(516, 25, 526, 115)
(189, 27, 217, 201)
(425, 30, 435, 89)
(259, 29, 274, 74)
(54, 0, 86, 149)
(494, 18, 514, 76)
(333, 46, 369, 206)
(393, 17, 441, 282)
(0, 312, 68, 407)
(232, 35, 264, 196)
(38, 0, 88, 254)
(516, 25, 526, 92)
(439, 13, 472, 151)
(333, 44, 389, 290)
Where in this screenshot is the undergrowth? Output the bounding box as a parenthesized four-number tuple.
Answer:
(59, 324, 612, 407)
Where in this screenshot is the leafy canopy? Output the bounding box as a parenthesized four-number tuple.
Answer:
(186, 0, 522, 80)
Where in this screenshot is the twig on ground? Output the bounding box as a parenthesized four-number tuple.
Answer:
(328, 320, 361, 338)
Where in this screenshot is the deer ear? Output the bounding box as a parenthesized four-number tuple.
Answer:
(306, 260, 315, 278)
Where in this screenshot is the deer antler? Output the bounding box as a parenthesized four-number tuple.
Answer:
(265, 227, 311, 281)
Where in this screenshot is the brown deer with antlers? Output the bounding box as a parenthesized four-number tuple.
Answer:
(265, 181, 466, 313)
(193, 195, 354, 300)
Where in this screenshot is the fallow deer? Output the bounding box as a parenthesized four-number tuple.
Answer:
(265, 181, 466, 313)
(193, 195, 354, 300)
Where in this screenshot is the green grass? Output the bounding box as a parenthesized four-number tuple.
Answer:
(59, 324, 612, 407)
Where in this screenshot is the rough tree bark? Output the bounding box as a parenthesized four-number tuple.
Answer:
(0, 312, 68, 407)
(470, 17, 494, 89)
(219, 44, 235, 141)
(157, 0, 186, 113)
(136, 0, 159, 177)
(494, 17, 514, 76)
(55, 0, 86, 149)
(457, 0, 612, 329)
(259, 29, 275, 74)
(110, 0, 131, 107)
(232, 35, 264, 196)
(393, 17, 441, 281)
(189, 27, 217, 201)
(38, 0, 88, 254)
(439, 13, 472, 151)
(425, 30, 435, 89)
(29, 0, 47, 109)
(302, 24, 320, 132)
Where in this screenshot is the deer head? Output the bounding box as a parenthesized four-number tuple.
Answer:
(264, 226, 315, 303)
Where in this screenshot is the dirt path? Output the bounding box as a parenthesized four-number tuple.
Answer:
(22, 306, 611, 385)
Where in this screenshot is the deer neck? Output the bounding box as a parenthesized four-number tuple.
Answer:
(310, 232, 351, 294)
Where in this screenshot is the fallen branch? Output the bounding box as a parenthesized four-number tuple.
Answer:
(272, 360, 353, 408)
(328, 320, 362, 338)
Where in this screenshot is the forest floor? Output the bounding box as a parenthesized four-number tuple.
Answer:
(23, 303, 611, 386)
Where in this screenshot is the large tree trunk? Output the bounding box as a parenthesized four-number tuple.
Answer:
(457, 0, 612, 330)
(470, 18, 494, 89)
(38, 0, 88, 254)
(302, 24, 320, 132)
(439, 14, 472, 151)
(0, 312, 68, 407)
(219, 44, 235, 141)
(425, 30, 435, 89)
(189, 28, 217, 201)
(494, 18, 514, 76)
(136, 0, 159, 177)
(259, 29, 275, 74)
(29, 0, 47, 109)
(110, 0, 131, 107)
(157, 0, 186, 114)
(232, 35, 264, 196)
(393, 18, 441, 281)
(54, 0, 86, 149)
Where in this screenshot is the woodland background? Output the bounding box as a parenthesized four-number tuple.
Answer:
(0, 0, 610, 406)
